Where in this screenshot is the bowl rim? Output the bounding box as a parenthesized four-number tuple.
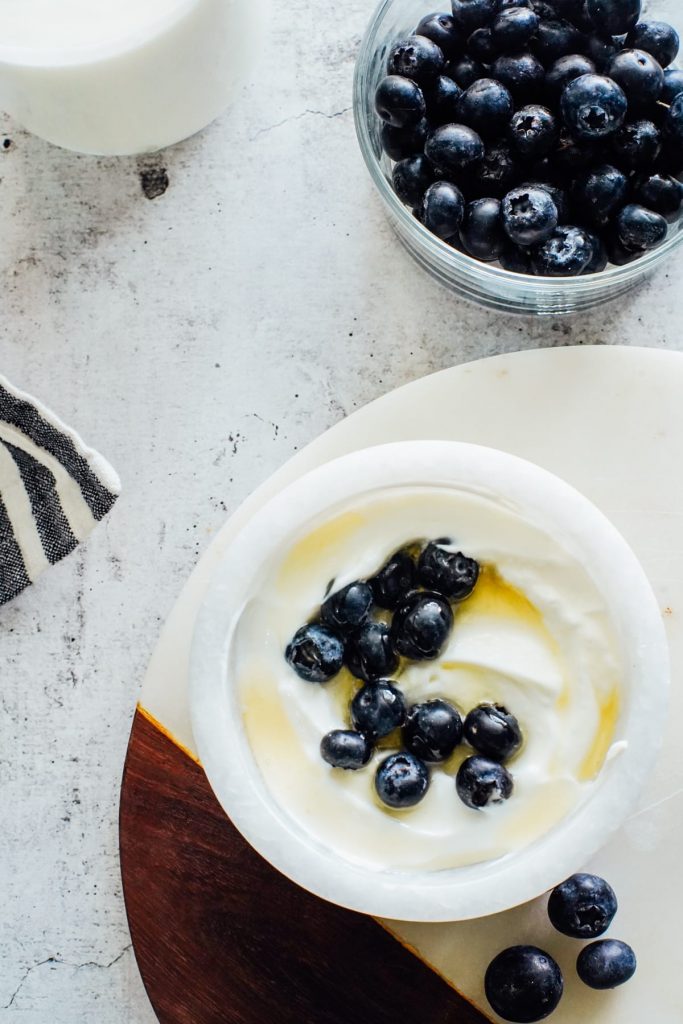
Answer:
(189, 441, 669, 922)
(353, 0, 683, 289)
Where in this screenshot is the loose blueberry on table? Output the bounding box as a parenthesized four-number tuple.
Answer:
(373, 0, 683, 274)
(547, 872, 618, 938)
(576, 939, 637, 989)
(485, 945, 564, 1023)
(482, 872, 637, 1020)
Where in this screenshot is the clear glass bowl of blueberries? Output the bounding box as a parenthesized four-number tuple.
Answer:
(354, 0, 683, 314)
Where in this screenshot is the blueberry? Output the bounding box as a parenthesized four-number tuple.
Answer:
(380, 117, 430, 160)
(369, 549, 417, 610)
(449, 54, 486, 87)
(417, 542, 480, 599)
(626, 20, 679, 68)
(451, 0, 498, 34)
(492, 8, 539, 52)
(545, 54, 596, 101)
(664, 92, 683, 148)
(472, 142, 519, 196)
(605, 228, 644, 265)
(388, 35, 446, 86)
(582, 230, 608, 272)
(577, 940, 637, 990)
(286, 623, 344, 683)
(425, 123, 485, 173)
(392, 155, 435, 206)
(375, 752, 430, 808)
(456, 78, 514, 138)
(321, 581, 374, 636)
(351, 680, 406, 738)
(521, 181, 569, 222)
(464, 703, 523, 760)
(500, 0, 533, 7)
(607, 49, 664, 110)
(492, 52, 545, 101)
(375, 75, 426, 127)
(461, 197, 507, 258)
(532, 225, 594, 274)
(420, 181, 466, 237)
(530, 0, 558, 19)
(426, 75, 464, 123)
(392, 591, 454, 660)
(417, 12, 465, 58)
(561, 74, 627, 141)
(509, 105, 559, 159)
(533, 19, 585, 65)
(346, 620, 399, 681)
(500, 241, 533, 272)
(485, 946, 564, 1023)
(548, 873, 618, 938)
(616, 203, 668, 251)
(585, 0, 640, 36)
(404, 699, 464, 762)
(573, 162, 628, 224)
(320, 730, 373, 770)
(456, 755, 514, 808)
(663, 68, 683, 104)
(582, 32, 619, 72)
(502, 185, 558, 245)
(467, 26, 498, 63)
(612, 119, 661, 169)
(633, 173, 683, 218)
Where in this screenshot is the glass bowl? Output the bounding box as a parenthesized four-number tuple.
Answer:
(353, 0, 683, 315)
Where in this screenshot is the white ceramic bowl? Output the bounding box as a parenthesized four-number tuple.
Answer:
(189, 442, 669, 922)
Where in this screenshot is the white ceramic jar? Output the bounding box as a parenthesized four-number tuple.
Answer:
(0, 0, 265, 155)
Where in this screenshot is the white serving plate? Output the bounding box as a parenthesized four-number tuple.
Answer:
(139, 346, 683, 1022)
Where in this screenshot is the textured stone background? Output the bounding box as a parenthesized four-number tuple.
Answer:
(2, 2, 683, 1021)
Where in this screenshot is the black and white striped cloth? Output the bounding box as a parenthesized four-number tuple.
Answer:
(0, 375, 120, 605)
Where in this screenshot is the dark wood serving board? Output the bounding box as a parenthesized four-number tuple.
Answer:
(120, 709, 487, 1024)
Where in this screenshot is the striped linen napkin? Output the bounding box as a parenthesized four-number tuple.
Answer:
(0, 375, 120, 605)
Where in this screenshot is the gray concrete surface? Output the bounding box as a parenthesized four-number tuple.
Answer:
(2, 2, 683, 1020)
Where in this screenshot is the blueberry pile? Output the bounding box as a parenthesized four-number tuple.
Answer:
(285, 540, 524, 810)
(486, 873, 636, 1022)
(374, 0, 683, 275)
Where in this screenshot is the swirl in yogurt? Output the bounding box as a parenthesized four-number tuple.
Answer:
(235, 486, 623, 873)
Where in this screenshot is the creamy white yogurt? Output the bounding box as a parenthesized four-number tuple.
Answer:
(236, 485, 624, 873)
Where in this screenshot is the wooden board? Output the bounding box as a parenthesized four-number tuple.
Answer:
(121, 347, 683, 1023)
(120, 708, 486, 1024)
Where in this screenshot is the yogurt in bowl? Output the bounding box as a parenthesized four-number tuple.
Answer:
(190, 442, 668, 921)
